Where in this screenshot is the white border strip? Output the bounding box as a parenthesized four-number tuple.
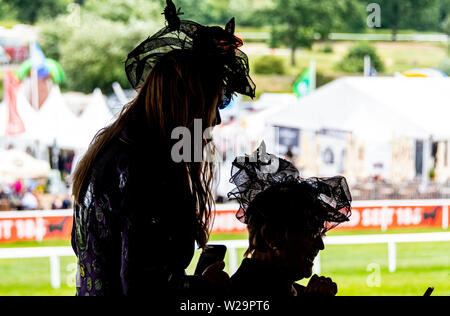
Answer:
(0, 210, 73, 218)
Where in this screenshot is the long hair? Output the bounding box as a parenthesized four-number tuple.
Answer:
(72, 49, 223, 249)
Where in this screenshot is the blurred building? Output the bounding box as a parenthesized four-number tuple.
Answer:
(212, 77, 450, 200)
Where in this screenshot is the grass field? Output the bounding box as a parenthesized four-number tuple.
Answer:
(0, 228, 448, 296)
(241, 40, 449, 97)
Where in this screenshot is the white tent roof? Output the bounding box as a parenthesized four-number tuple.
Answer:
(269, 77, 442, 141)
(36, 85, 86, 149)
(343, 77, 450, 139)
(253, 93, 298, 110)
(1, 85, 116, 151)
(0, 86, 41, 142)
(0, 149, 50, 182)
(78, 88, 115, 148)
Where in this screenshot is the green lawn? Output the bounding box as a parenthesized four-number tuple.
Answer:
(243, 40, 448, 96)
(0, 228, 448, 296)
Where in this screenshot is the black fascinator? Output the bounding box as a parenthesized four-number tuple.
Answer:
(125, 0, 256, 107)
(227, 142, 352, 234)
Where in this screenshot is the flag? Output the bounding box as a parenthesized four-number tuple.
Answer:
(30, 42, 49, 78)
(293, 67, 312, 98)
(5, 70, 25, 136)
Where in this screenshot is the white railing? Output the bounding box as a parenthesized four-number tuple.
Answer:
(209, 232, 450, 275)
(239, 32, 449, 43)
(0, 232, 449, 289)
(0, 246, 74, 289)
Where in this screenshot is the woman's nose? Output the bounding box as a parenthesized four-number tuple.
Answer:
(215, 108, 222, 126)
(315, 236, 325, 250)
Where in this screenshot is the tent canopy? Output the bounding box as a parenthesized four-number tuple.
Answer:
(0, 148, 50, 182)
(78, 88, 114, 147)
(1, 85, 115, 151)
(269, 77, 449, 141)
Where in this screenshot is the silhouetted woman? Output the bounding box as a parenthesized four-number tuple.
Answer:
(227, 143, 351, 296)
(71, 0, 255, 296)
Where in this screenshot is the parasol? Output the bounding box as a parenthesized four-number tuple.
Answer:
(16, 58, 66, 84)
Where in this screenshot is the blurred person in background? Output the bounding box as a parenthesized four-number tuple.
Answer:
(62, 195, 72, 209)
(11, 179, 23, 196)
(0, 185, 8, 199)
(51, 197, 63, 210)
(20, 187, 39, 210)
(227, 143, 352, 296)
(70, 0, 255, 296)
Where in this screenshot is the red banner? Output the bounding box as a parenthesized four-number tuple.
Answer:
(0, 200, 447, 243)
(212, 201, 448, 233)
(338, 204, 444, 230)
(4, 70, 25, 136)
(0, 211, 72, 243)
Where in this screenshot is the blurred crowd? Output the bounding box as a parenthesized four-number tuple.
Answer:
(0, 179, 72, 211)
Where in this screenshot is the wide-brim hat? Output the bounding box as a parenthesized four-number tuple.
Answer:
(125, 0, 256, 107)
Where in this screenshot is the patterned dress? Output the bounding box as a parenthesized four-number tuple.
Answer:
(71, 125, 209, 296)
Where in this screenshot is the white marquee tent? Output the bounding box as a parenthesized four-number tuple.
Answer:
(265, 77, 450, 182)
(78, 88, 115, 148)
(0, 85, 114, 153)
(268, 77, 433, 142)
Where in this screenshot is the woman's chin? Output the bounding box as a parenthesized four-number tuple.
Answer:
(291, 266, 313, 281)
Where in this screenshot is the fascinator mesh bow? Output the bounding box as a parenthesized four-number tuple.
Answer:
(227, 142, 352, 234)
(125, 0, 256, 107)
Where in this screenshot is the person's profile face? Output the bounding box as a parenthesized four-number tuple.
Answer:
(281, 230, 325, 280)
(213, 88, 225, 126)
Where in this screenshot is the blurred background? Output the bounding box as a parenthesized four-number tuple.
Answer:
(0, 0, 449, 296)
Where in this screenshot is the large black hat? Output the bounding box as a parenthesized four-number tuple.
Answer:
(228, 142, 352, 234)
(125, 0, 256, 107)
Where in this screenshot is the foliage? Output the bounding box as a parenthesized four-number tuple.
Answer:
(359, 0, 440, 40)
(441, 14, 450, 36)
(338, 42, 385, 73)
(38, 16, 74, 62)
(438, 58, 450, 75)
(253, 55, 286, 75)
(4, 0, 72, 24)
(38, 12, 158, 94)
(173, 0, 273, 27)
(262, 0, 366, 65)
(316, 72, 335, 88)
(83, 0, 161, 23)
(0, 0, 17, 21)
(61, 16, 157, 94)
(322, 43, 334, 54)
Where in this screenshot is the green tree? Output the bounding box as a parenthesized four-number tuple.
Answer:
(361, 0, 437, 40)
(170, 0, 272, 27)
(254, 55, 286, 75)
(0, 0, 17, 21)
(441, 14, 450, 53)
(7, 0, 71, 24)
(36, 0, 163, 94)
(56, 15, 157, 93)
(338, 42, 385, 73)
(264, 0, 366, 66)
(39, 16, 74, 61)
(83, 0, 161, 23)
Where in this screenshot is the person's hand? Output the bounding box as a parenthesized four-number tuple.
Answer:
(202, 261, 230, 290)
(304, 274, 337, 296)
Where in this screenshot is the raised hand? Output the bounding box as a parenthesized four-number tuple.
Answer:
(202, 261, 231, 290)
(304, 274, 338, 296)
